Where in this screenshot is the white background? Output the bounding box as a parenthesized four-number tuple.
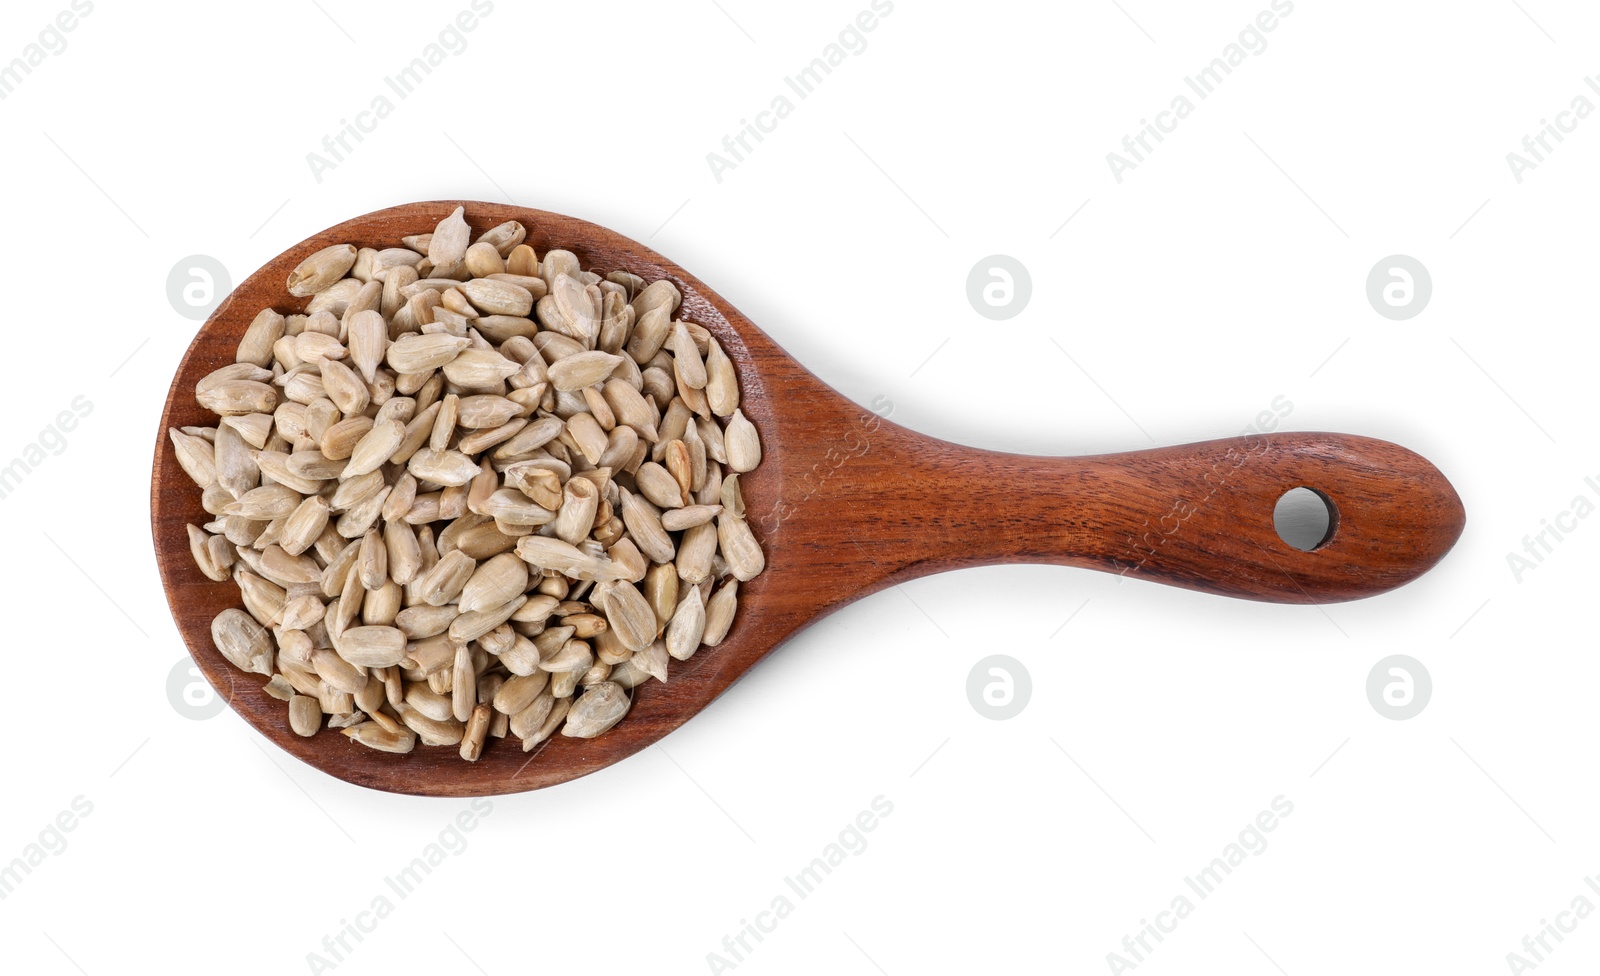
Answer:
(1, 1, 1595, 973)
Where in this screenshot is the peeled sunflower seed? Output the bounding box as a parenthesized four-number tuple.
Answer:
(456, 395, 522, 429)
(347, 309, 388, 383)
(717, 513, 766, 582)
(660, 504, 722, 532)
(288, 694, 322, 737)
(197, 380, 277, 416)
(459, 552, 529, 614)
(705, 337, 739, 417)
(169, 428, 217, 488)
(427, 206, 471, 274)
(665, 587, 706, 661)
(337, 626, 407, 667)
(343, 723, 417, 753)
(387, 333, 470, 373)
(562, 682, 630, 738)
(343, 420, 406, 479)
(407, 448, 482, 487)
(460, 703, 493, 761)
(548, 350, 623, 392)
(238, 309, 286, 367)
(703, 581, 739, 646)
(211, 609, 274, 676)
(460, 278, 534, 316)
(597, 581, 657, 653)
(724, 409, 762, 473)
(443, 348, 523, 388)
(287, 244, 358, 297)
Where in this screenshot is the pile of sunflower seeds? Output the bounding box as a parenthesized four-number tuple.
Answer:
(172, 207, 764, 759)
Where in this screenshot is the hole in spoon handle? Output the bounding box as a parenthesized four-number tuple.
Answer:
(1085, 432, 1465, 603)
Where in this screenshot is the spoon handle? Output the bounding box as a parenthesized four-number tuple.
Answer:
(791, 427, 1464, 604)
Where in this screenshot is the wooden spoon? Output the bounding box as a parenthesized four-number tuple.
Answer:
(151, 201, 1465, 796)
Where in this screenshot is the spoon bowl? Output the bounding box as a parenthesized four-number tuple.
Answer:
(152, 201, 1465, 796)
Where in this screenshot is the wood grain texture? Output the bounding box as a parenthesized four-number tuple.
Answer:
(151, 201, 1465, 796)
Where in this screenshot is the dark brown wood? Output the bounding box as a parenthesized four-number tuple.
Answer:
(151, 201, 1466, 796)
